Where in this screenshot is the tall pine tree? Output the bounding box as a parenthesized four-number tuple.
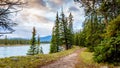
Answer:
(68, 12, 73, 33)
(27, 27, 38, 55)
(50, 11, 74, 53)
(60, 11, 73, 50)
(50, 12, 61, 53)
(68, 13, 74, 48)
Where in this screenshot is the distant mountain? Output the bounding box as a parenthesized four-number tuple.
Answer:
(8, 35, 52, 42)
(40, 35, 52, 42)
(9, 38, 29, 40)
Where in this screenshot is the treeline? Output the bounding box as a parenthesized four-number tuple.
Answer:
(0, 39, 29, 45)
(0, 39, 50, 45)
(74, 0, 120, 65)
(50, 11, 73, 53)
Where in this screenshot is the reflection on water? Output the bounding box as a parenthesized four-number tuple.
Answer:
(0, 44, 50, 58)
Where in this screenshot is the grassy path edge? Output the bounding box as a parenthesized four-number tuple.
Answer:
(0, 46, 79, 68)
(75, 48, 120, 68)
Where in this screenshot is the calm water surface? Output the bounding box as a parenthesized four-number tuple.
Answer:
(0, 44, 50, 58)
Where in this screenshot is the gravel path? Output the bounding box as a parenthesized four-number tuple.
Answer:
(40, 48, 85, 68)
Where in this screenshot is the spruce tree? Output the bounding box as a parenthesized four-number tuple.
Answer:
(37, 35, 43, 54)
(60, 11, 68, 50)
(50, 27, 58, 53)
(60, 11, 73, 50)
(50, 11, 74, 52)
(68, 12, 73, 33)
(55, 12, 61, 52)
(68, 13, 74, 48)
(50, 12, 61, 53)
(36, 35, 40, 54)
(38, 35, 40, 45)
(27, 27, 37, 55)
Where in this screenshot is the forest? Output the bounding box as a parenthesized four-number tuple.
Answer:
(74, 0, 120, 65)
(0, 0, 120, 68)
(50, 0, 120, 65)
(0, 37, 29, 45)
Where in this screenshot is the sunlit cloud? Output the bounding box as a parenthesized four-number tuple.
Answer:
(0, 0, 85, 39)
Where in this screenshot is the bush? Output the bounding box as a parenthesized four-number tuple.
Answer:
(94, 35, 120, 65)
(94, 15, 120, 65)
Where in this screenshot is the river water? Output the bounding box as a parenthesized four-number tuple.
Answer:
(0, 44, 50, 58)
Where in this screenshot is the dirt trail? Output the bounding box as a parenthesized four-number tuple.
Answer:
(40, 48, 85, 68)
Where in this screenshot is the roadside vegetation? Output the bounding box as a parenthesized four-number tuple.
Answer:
(76, 48, 119, 68)
(74, 0, 120, 66)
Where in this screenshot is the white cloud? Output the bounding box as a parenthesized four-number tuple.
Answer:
(1, 0, 85, 39)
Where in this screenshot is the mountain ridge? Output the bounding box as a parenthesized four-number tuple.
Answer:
(9, 35, 52, 42)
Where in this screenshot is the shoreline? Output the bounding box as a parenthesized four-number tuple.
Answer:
(0, 43, 50, 47)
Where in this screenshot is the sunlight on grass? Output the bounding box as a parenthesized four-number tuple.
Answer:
(80, 51, 94, 64)
(76, 49, 117, 68)
(75, 48, 101, 68)
(79, 51, 119, 68)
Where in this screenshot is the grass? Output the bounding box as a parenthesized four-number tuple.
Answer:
(76, 48, 120, 68)
(0, 46, 79, 68)
(75, 48, 100, 68)
(80, 51, 94, 64)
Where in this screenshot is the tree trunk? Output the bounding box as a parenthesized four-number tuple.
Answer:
(104, 14, 108, 26)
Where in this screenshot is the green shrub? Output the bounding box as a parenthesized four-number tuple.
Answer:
(94, 36, 120, 65)
(94, 15, 120, 65)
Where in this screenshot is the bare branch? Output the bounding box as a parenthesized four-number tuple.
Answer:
(0, 0, 27, 34)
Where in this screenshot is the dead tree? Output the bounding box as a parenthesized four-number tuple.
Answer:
(0, 0, 26, 35)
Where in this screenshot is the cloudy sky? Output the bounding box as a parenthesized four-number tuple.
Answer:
(1, 0, 85, 39)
